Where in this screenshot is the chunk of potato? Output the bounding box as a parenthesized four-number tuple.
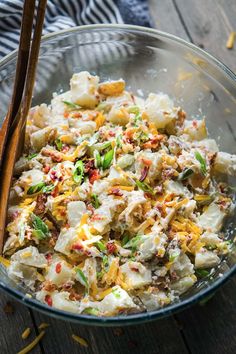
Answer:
(70, 71, 99, 108)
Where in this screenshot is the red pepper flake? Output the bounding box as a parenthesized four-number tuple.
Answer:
(139, 166, 149, 182)
(106, 242, 117, 254)
(55, 263, 62, 274)
(89, 169, 100, 184)
(45, 294, 53, 307)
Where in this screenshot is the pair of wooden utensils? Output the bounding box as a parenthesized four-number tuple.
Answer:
(0, 0, 47, 253)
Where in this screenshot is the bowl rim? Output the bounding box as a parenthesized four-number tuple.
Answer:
(0, 23, 235, 326)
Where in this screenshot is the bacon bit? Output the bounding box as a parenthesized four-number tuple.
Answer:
(109, 131, 116, 137)
(106, 242, 117, 254)
(41, 148, 62, 162)
(130, 267, 139, 272)
(43, 281, 56, 292)
(89, 169, 100, 184)
(73, 112, 82, 118)
(61, 145, 70, 153)
(72, 334, 89, 347)
(90, 214, 103, 221)
(69, 290, 83, 301)
(84, 159, 95, 173)
(177, 109, 186, 126)
(64, 111, 69, 118)
(35, 194, 47, 216)
(141, 158, 152, 166)
(140, 166, 149, 182)
(192, 120, 198, 128)
(45, 253, 52, 265)
(43, 164, 50, 174)
(21, 327, 31, 340)
(55, 263, 62, 274)
(12, 211, 20, 220)
(17, 331, 45, 354)
(71, 243, 84, 251)
(51, 185, 59, 197)
(109, 188, 123, 196)
(45, 294, 53, 307)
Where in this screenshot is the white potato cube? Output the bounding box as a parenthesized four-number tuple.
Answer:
(54, 228, 78, 256)
(69, 119, 96, 135)
(70, 71, 99, 108)
(139, 290, 171, 311)
(184, 119, 207, 141)
(138, 232, 167, 261)
(117, 154, 135, 169)
(198, 203, 226, 232)
(119, 261, 152, 289)
(164, 180, 190, 197)
(135, 151, 162, 180)
(98, 286, 137, 314)
(214, 152, 236, 176)
(67, 201, 87, 227)
(145, 93, 175, 129)
(171, 275, 196, 294)
(8, 261, 38, 289)
(11, 246, 47, 268)
(195, 249, 220, 269)
(45, 257, 74, 286)
(20, 169, 44, 186)
(200, 231, 222, 247)
(196, 139, 219, 153)
(36, 290, 79, 313)
(170, 252, 194, 277)
(108, 106, 130, 126)
(32, 104, 51, 128)
(30, 126, 55, 152)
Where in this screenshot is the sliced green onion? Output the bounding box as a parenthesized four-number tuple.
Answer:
(95, 241, 106, 252)
(195, 151, 207, 175)
(76, 268, 88, 289)
(123, 235, 142, 251)
(27, 153, 38, 160)
(128, 106, 140, 115)
(27, 182, 46, 195)
(102, 148, 114, 170)
(178, 168, 194, 181)
(94, 150, 101, 168)
(62, 100, 81, 110)
(112, 288, 121, 298)
(42, 184, 55, 193)
(55, 138, 63, 151)
(83, 307, 99, 315)
(91, 194, 101, 209)
(121, 234, 129, 247)
(73, 160, 84, 184)
(31, 213, 49, 240)
(135, 180, 154, 195)
(195, 269, 210, 278)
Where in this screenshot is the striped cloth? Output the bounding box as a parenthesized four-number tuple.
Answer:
(0, 0, 152, 59)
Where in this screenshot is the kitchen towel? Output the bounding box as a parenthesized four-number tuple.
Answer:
(0, 0, 152, 59)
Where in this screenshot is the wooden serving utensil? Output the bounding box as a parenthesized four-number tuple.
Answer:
(0, 0, 47, 254)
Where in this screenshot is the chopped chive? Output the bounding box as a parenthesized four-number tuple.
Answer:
(178, 168, 194, 181)
(62, 100, 81, 110)
(73, 160, 84, 184)
(195, 151, 207, 175)
(135, 180, 154, 195)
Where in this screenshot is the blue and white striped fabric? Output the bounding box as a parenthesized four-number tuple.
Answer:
(0, 0, 152, 59)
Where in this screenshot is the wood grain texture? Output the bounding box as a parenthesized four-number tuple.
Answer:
(33, 312, 188, 354)
(0, 292, 41, 354)
(174, 0, 236, 72)
(149, 0, 189, 40)
(177, 277, 236, 354)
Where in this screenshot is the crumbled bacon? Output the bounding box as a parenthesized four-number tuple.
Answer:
(43, 281, 56, 292)
(89, 169, 100, 184)
(84, 159, 95, 173)
(139, 166, 149, 182)
(43, 164, 50, 174)
(45, 253, 52, 265)
(109, 188, 123, 196)
(71, 243, 84, 251)
(41, 148, 62, 162)
(35, 194, 47, 216)
(45, 294, 53, 307)
(106, 242, 117, 254)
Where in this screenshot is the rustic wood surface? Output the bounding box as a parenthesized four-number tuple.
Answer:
(1, 1, 236, 353)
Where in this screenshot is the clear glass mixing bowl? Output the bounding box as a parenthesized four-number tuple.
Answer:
(0, 25, 236, 326)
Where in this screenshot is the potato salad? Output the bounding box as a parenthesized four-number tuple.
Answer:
(2, 71, 235, 316)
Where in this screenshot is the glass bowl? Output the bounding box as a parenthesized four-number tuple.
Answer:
(0, 24, 236, 326)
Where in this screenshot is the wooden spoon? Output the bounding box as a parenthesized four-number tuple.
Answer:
(0, 0, 47, 254)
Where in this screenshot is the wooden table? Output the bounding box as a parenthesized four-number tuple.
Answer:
(1, 1, 236, 353)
